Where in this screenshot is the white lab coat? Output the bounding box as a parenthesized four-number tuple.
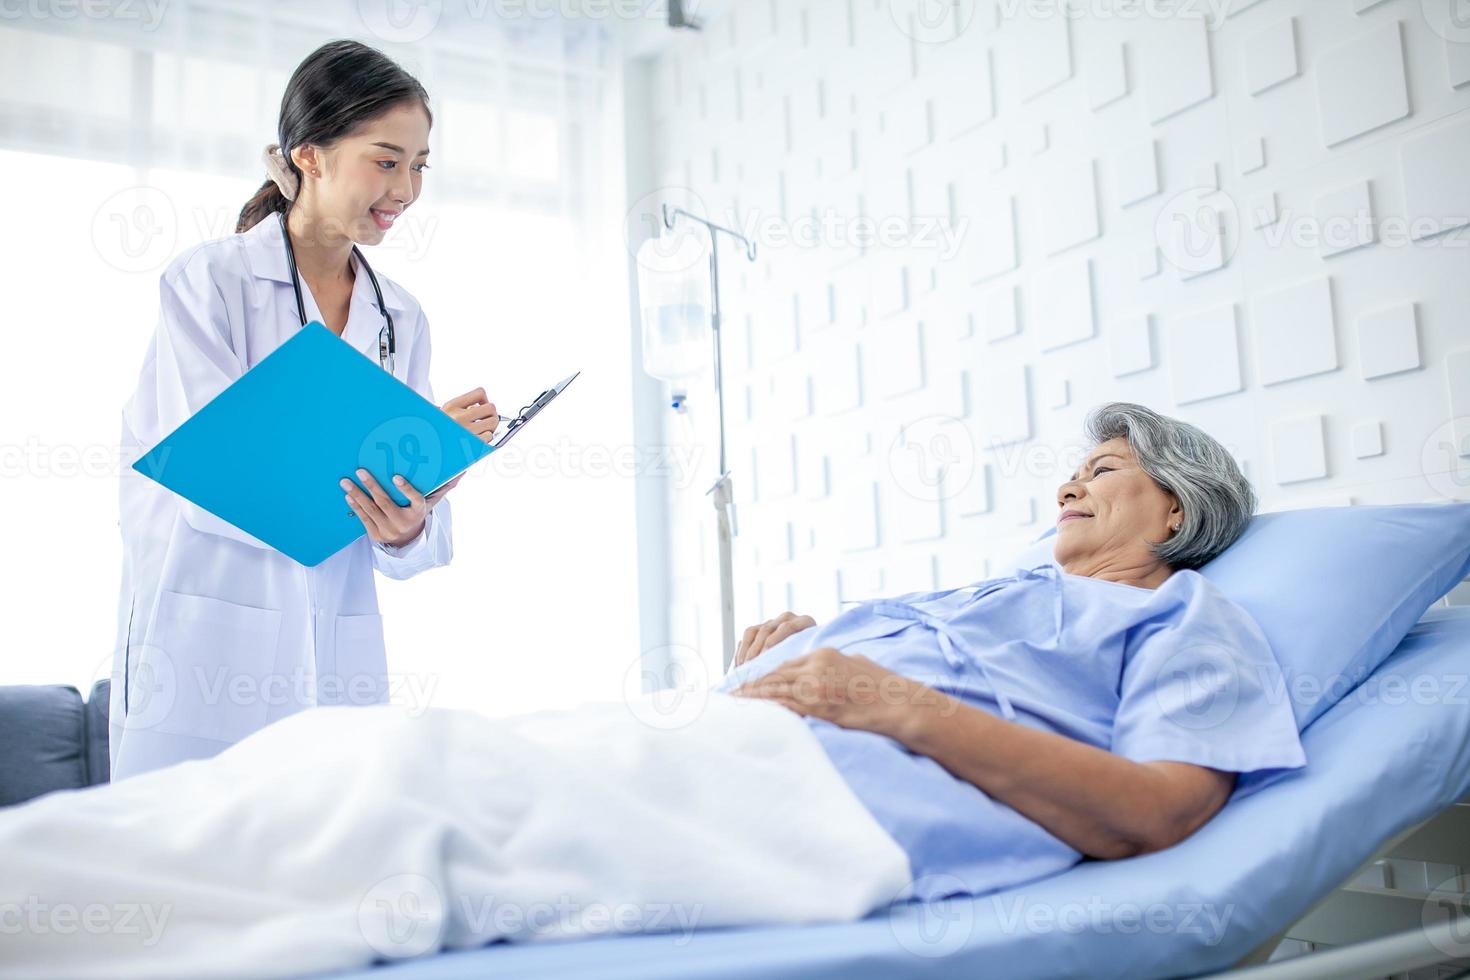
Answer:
(110, 214, 454, 781)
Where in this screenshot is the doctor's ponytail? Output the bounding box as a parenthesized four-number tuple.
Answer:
(235, 39, 432, 234)
(237, 178, 289, 234)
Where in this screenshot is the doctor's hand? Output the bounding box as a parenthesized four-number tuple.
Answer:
(443, 387, 500, 445)
(734, 612, 817, 668)
(341, 468, 452, 549)
(731, 647, 953, 738)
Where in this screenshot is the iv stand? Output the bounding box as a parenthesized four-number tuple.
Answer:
(661, 203, 757, 673)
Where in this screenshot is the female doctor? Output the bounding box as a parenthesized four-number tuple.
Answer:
(111, 40, 501, 780)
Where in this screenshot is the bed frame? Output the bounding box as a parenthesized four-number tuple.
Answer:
(1219, 795, 1470, 977)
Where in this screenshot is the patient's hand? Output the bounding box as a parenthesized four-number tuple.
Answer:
(731, 646, 947, 737)
(734, 612, 817, 668)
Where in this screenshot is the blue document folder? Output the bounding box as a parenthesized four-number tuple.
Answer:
(132, 322, 494, 566)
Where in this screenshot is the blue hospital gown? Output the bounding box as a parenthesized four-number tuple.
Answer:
(712, 561, 1307, 901)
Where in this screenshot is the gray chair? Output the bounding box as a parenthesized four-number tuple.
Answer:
(0, 679, 110, 807)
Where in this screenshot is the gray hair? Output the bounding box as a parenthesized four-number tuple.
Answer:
(1082, 402, 1256, 570)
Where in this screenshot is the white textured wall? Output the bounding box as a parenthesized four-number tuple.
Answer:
(632, 0, 1470, 672)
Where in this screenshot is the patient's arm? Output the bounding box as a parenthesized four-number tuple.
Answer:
(732, 647, 1234, 861)
(733, 611, 817, 668)
(895, 692, 1234, 860)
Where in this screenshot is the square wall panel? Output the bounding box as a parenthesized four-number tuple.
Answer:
(1037, 155, 1100, 256)
(889, 482, 944, 544)
(868, 320, 926, 398)
(1252, 276, 1340, 386)
(1034, 257, 1095, 351)
(1088, 41, 1128, 109)
(931, 44, 995, 138)
(1137, 244, 1162, 279)
(974, 361, 1032, 447)
(885, 552, 938, 595)
(958, 189, 1019, 282)
(1447, 349, 1470, 461)
(1143, 14, 1215, 123)
(757, 433, 798, 499)
(1022, 120, 1049, 156)
(1236, 136, 1266, 175)
(1013, 12, 1073, 102)
(1316, 20, 1410, 147)
(1352, 421, 1385, 459)
(872, 255, 910, 319)
(1357, 302, 1422, 379)
(1450, 36, 1470, 88)
(814, 342, 863, 414)
(1270, 414, 1328, 485)
(1109, 313, 1155, 377)
(981, 283, 1021, 341)
(1401, 117, 1470, 241)
(1115, 139, 1160, 207)
(1314, 180, 1376, 258)
(801, 450, 830, 500)
(837, 563, 885, 605)
(772, 362, 814, 420)
(1250, 191, 1280, 229)
(1244, 17, 1299, 95)
(839, 480, 881, 551)
(954, 462, 993, 517)
(1046, 376, 1070, 409)
(1169, 305, 1243, 405)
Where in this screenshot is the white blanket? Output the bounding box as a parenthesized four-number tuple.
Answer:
(0, 692, 913, 979)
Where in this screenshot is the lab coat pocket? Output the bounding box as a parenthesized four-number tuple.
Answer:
(324, 612, 390, 707)
(144, 590, 284, 744)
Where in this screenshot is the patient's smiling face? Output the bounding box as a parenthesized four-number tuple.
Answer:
(1052, 437, 1183, 590)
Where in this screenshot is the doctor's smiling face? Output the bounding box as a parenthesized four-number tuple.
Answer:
(287, 100, 431, 247)
(1052, 436, 1184, 590)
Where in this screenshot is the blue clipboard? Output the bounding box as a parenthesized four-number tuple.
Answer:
(133, 322, 497, 567)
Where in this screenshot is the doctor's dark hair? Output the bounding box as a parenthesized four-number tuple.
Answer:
(1081, 402, 1257, 571)
(236, 39, 432, 233)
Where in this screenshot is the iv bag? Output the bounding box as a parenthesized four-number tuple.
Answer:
(636, 232, 710, 382)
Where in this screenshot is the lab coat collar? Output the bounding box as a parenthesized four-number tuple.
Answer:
(240, 212, 410, 316)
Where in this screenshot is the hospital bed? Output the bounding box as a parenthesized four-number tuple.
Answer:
(306, 604, 1470, 980)
(4, 514, 1467, 979)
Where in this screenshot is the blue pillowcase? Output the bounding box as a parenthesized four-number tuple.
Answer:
(1011, 502, 1470, 729)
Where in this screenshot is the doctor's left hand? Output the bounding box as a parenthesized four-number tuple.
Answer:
(341, 468, 457, 548)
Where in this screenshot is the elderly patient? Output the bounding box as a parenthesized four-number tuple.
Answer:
(1, 402, 1304, 975)
(719, 401, 1305, 901)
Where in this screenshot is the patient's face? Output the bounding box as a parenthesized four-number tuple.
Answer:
(1052, 437, 1181, 583)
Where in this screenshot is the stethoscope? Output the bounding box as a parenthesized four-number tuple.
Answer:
(279, 211, 396, 374)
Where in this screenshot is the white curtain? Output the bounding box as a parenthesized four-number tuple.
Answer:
(0, 1, 644, 719)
